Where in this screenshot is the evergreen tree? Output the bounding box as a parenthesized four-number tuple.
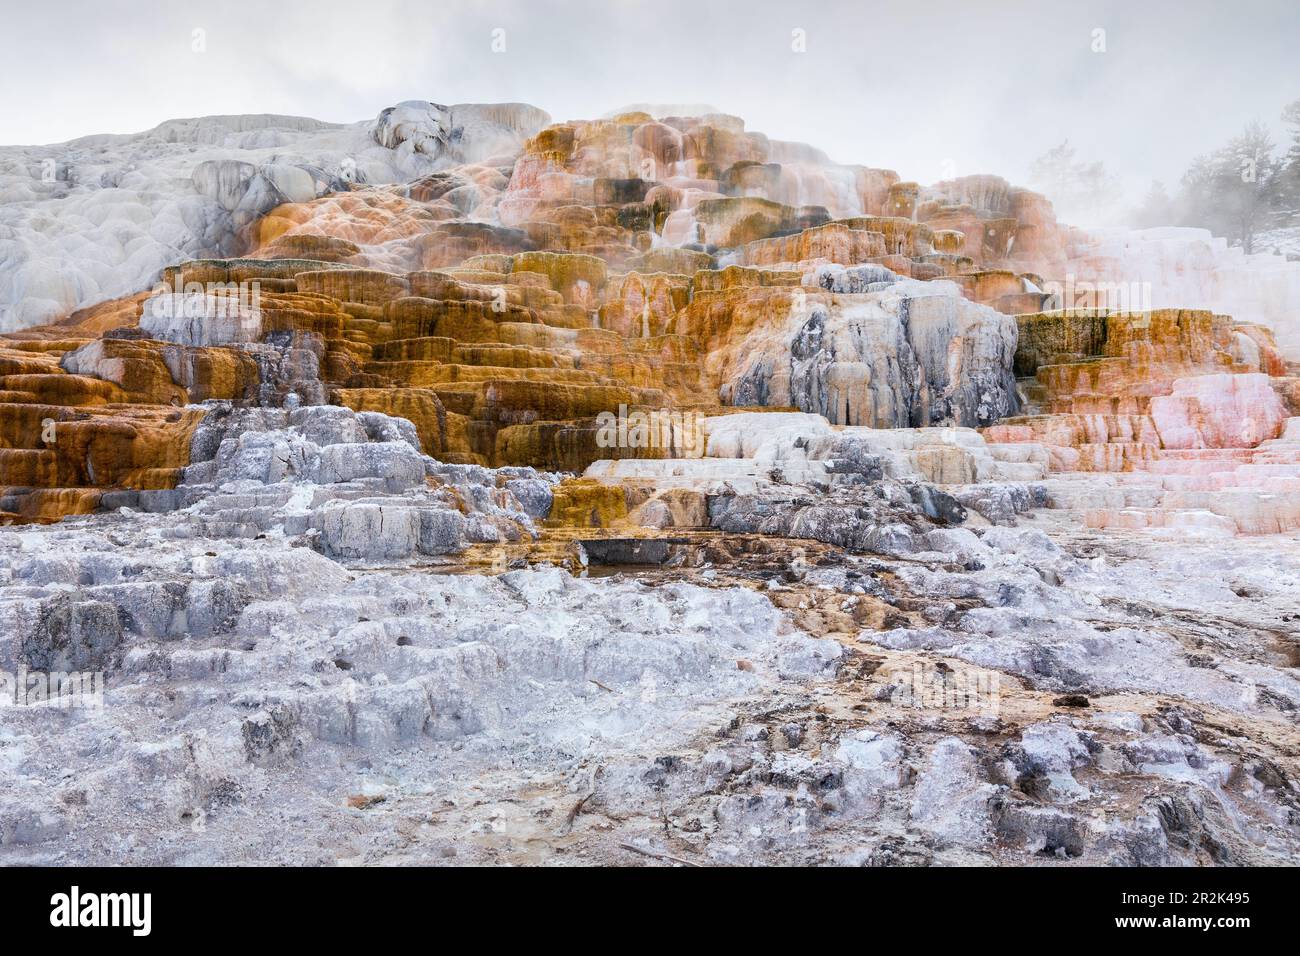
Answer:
(1179, 120, 1280, 253)
(1133, 180, 1176, 228)
(1280, 99, 1300, 217)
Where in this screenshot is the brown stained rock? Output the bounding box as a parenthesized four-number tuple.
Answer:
(333, 387, 447, 457)
(736, 222, 886, 269)
(6, 107, 1294, 530)
(546, 478, 629, 529)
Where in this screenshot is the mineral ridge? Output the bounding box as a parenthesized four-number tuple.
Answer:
(1, 103, 1298, 865)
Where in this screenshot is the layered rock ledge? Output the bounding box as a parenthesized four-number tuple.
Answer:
(1, 102, 1298, 866)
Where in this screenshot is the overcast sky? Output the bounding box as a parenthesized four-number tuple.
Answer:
(4, 0, 1297, 205)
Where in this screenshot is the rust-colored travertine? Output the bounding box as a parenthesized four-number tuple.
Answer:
(3, 111, 1295, 527)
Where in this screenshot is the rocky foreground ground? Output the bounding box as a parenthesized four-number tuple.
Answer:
(1, 403, 1298, 866)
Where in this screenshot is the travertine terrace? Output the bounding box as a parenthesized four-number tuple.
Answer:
(1, 102, 1299, 866)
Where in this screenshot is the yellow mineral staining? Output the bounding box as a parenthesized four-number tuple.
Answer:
(545, 478, 630, 528)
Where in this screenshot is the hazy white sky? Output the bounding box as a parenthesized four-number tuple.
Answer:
(3, 0, 1297, 202)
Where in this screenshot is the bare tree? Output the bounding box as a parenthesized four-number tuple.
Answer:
(1029, 140, 1120, 221)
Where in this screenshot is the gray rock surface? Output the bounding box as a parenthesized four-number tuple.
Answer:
(720, 271, 1019, 428)
(1, 399, 1298, 866)
(138, 402, 554, 561)
(0, 103, 552, 331)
